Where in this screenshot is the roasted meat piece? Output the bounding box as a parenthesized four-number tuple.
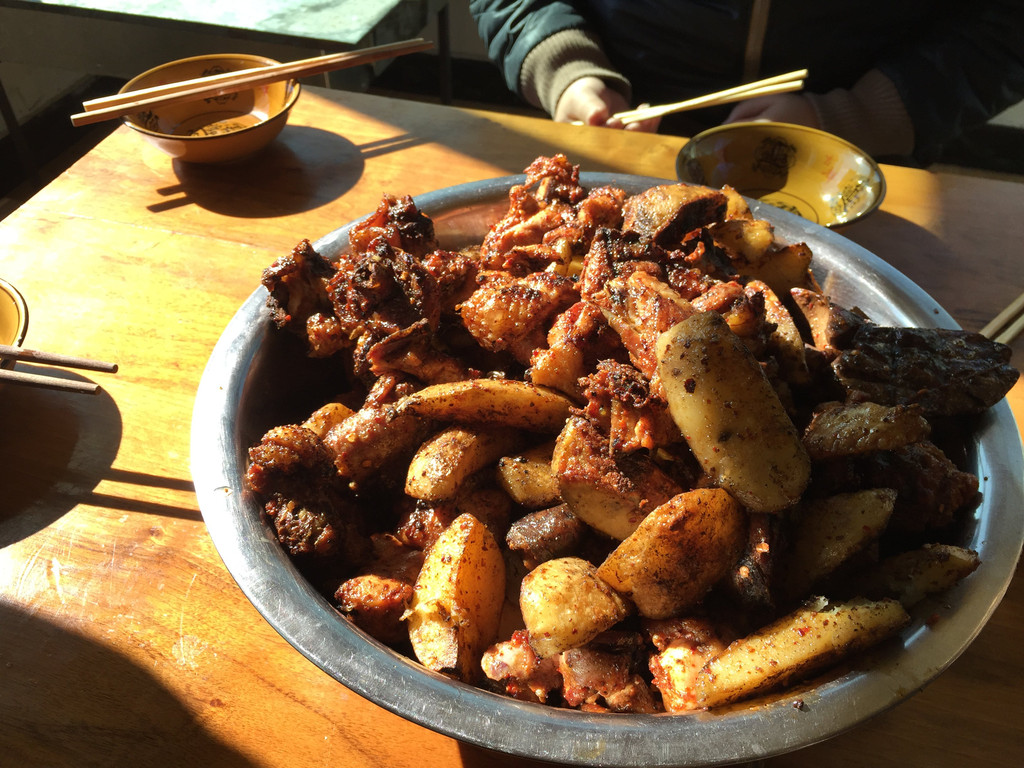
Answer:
(246, 425, 369, 564)
(480, 154, 585, 262)
(814, 441, 980, 534)
(559, 632, 659, 713)
(529, 300, 626, 399)
(459, 270, 578, 365)
(645, 618, 727, 713)
(579, 360, 680, 453)
(506, 504, 589, 570)
(348, 193, 437, 258)
(482, 629, 563, 703)
(622, 183, 728, 247)
(335, 533, 425, 647)
(833, 325, 1019, 417)
(789, 287, 867, 359)
(262, 239, 347, 356)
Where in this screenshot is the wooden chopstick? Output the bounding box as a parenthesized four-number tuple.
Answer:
(69, 38, 433, 127)
(0, 368, 101, 395)
(0, 344, 117, 395)
(612, 68, 808, 125)
(0, 343, 118, 372)
(979, 290, 1024, 345)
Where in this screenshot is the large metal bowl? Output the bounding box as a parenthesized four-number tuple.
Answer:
(191, 174, 1024, 766)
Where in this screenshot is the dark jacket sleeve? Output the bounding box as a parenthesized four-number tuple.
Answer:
(469, 0, 589, 96)
(874, 0, 1024, 162)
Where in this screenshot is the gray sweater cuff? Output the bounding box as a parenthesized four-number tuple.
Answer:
(806, 69, 915, 158)
(520, 28, 632, 115)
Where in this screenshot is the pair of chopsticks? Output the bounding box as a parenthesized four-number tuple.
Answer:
(610, 68, 807, 126)
(70, 38, 433, 127)
(0, 344, 118, 395)
(980, 291, 1024, 345)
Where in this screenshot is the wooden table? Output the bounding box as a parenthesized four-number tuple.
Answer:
(0, 87, 1021, 767)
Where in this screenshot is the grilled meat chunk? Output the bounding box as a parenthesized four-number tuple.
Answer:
(506, 504, 589, 570)
(622, 184, 728, 247)
(833, 325, 1019, 417)
(348, 193, 437, 258)
(459, 270, 578, 365)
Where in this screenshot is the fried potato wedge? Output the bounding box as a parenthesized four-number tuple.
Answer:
(302, 401, 356, 439)
(856, 543, 981, 608)
(802, 401, 931, 461)
(552, 415, 681, 539)
(406, 425, 525, 501)
(596, 489, 747, 619)
(786, 488, 896, 595)
(748, 241, 818, 296)
(496, 440, 561, 509)
(694, 596, 910, 708)
(711, 218, 775, 268)
(520, 556, 629, 658)
(406, 513, 506, 682)
(656, 311, 811, 513)
(396, 379, 573, 432)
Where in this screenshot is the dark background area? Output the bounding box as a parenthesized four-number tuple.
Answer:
(2, 51, 1021, 221)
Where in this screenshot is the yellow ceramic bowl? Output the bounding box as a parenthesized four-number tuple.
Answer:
(0, 277, 29, 367)
(120, 53, 301, 164)
(676, 122, 885, 227)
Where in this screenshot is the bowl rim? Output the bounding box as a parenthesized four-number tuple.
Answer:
(191, 172, 1023, 767)
(119, 53, 302, 142)
(676, 121, 887, 226)
(0, 275, 29, 349)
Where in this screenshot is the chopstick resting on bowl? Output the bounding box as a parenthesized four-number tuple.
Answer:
(0, 343, 118, 395)
(607, 68, 807, 126)
(979, 290, 1024, 345)
(69, 38, 433, 127)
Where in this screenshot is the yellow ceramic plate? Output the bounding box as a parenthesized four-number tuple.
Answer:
(0, 277, 28, 366)
(676, 122, 885, 226)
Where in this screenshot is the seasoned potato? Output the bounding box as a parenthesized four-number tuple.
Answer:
(396, 379, 573, 432)
(802, 401, 931, 460)
(749, 241, 818, 296)
(694, 596, 910, 708)
(597, 489, 747, 619)
(552, 415, 680, 539)
(656, 311, 811, 513)
(785, 488, 896, 596)
(496, 441, 561, 509)
(406, 425, 524, 501)
(711, 218, 775, 268)
(520, 557, 628, 658)
(856, 543, 981, 607)
(302, 401, 356, 438)
(406, 513, 506, 682)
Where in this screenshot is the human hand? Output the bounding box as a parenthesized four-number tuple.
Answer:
(724, 93, 820, 128)
(554, 76, 660, 132)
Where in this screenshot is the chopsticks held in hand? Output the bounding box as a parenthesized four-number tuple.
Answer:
(980, 290, 1024, 346)
(69, 38, 433, 127)
(0, 344, 118, 395)
(611, 68, 807, 126)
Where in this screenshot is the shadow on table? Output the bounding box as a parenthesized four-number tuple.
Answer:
(0, 601, 256, 767)
(153, 126, 367, 218)
(0, 368, 201, 547)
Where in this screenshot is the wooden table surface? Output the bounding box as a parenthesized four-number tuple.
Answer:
(0, 87, 1021, 767)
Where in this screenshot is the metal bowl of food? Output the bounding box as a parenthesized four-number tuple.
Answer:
(191, 171, 1022, 766)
